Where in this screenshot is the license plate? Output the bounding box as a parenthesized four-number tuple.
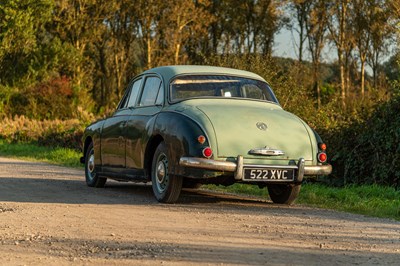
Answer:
(243, 167, 295, 181)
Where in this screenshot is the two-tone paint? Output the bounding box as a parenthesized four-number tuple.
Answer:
(81, 65, 332, 203)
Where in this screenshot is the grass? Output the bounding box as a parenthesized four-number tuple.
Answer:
(206, 183, 400, 221)
(0, 140, 82, 168)
(0, 140, 399, 221)
(297, 183, 400, 220)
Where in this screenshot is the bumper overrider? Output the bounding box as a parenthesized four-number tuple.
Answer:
(179, 156, 332, 182)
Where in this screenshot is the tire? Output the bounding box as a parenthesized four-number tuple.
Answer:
(85, 142, 107, 188)
(267, 184, 301, 205)
(151, 142, 182, 203)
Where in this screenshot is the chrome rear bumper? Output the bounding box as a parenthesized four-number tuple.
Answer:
(179, 156, 332, 181)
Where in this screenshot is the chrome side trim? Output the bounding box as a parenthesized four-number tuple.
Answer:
(248, 147, 285, 156)
(304, 164, 332, 176)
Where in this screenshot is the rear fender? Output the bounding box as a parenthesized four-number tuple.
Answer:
(152, 112, 211, 176)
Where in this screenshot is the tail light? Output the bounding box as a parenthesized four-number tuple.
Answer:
(319, 143, 327, 151)
(318, 152, 327, 163)
(202, 147, 213, 158)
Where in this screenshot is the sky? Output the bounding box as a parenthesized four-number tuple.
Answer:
(273, 28, 337, 63)
(273, 29, 298, 59)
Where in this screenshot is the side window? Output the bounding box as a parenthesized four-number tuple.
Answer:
(139, 77, 162, 106)
(127, 78, 143, 108)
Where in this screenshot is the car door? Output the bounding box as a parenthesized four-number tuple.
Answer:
(101, 78, 142, 168)
(125, 75, 163, 170)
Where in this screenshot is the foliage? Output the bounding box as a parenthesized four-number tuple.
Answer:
(0, 0, 55, 85)
(6, 76, 76, 119)
(326, 95, 400, 188)
(0, 0, 289, 117)
(0, 113, 94, 150)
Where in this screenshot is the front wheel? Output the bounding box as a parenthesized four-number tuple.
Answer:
(85, 142, 107, 188)
(151, 142, 182, 203)
(267, 184, 301, 205)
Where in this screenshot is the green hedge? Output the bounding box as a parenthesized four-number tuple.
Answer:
(327, 96, 400, 188)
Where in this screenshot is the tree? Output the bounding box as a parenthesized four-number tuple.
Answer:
(107, 1, 139, 98)
(366, 1, 397, 89)
(0, 0, 54, 86)
(208, 0, 283, 56)
(305, 0, 328, 108)
(52, 0, 105, 109)
(351, 0, 372, 98)
(255, 0, 284, 56)
(158, 0, 213, 65)
(288, 0, 312, 63)
(328, 0, 352, 108)
(136, 0, 163, 69)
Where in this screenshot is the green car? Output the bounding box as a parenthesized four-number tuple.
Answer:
(81, 65, 332, 204)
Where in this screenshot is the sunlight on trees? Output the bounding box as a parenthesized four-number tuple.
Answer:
(0, 0, 398, 117)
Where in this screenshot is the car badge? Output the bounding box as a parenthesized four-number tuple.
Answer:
(256, 122, 268, 131)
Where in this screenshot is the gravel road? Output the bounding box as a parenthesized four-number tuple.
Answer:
(0, 156, 399, 265)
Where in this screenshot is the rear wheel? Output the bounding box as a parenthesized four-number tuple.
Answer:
(85, 142, 107, 188)
(267, 184, 301, 205)
(151, 142, 182, 203)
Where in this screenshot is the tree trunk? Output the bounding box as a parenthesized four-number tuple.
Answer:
(297, 8, 305, 63)
(313, 63, 321, 109)
(175, 43, 181, 65)
(360, 59, 365, 98)
(339, 54, 346, 108)
(147, 37, 152, 69)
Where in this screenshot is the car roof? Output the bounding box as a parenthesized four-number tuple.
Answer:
(142, 65, 266, 84)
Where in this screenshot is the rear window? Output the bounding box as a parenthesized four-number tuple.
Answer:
(170, 75, 278, 103)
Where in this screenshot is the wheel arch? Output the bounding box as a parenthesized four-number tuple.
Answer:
(144, 134, 164, 179)
(83, 136, 93, 160)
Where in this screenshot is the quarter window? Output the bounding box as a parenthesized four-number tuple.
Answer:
(117, 91, 130, 110)
(139, 77, 162, 106)
(127, 78, 142, 108)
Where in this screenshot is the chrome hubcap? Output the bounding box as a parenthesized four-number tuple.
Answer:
(87, 150, 96, 181)
(88, 154, 95, 173)
(155, 153, 168, 193)
(157, 161, 166, 182)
